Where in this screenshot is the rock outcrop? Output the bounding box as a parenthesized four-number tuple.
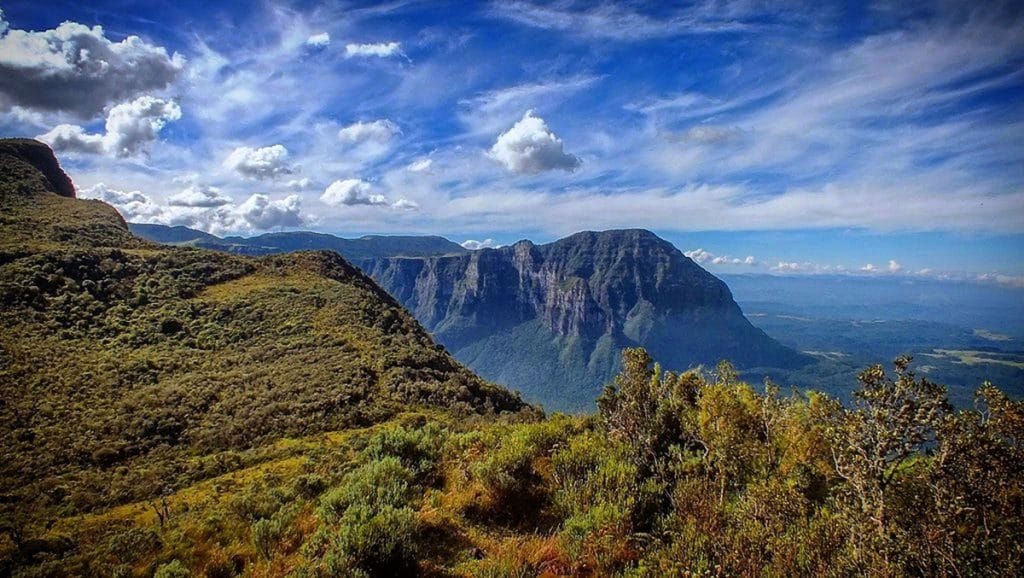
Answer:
(360, 229, 809, 409)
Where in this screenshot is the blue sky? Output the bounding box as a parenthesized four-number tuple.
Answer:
(0, 0, 1022, 285)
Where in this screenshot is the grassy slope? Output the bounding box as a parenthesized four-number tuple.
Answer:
(0, 140, 533, 572)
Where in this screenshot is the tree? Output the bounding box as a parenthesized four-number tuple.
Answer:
(597, 348, 704, 477)
(830, 356, 950, 529)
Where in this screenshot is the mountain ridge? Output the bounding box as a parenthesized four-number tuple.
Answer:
(130, 223, 809, 410)
(128, 222, 467, 260)
(358, 228, 809, 408)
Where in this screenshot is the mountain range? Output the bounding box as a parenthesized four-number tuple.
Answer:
(132, 223, 808, 410)
(4, 140, 1017, 578)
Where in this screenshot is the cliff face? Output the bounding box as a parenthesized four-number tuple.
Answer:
(360, 230, 809, 410)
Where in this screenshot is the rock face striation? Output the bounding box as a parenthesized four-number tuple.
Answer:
(359, 229, 809, 410)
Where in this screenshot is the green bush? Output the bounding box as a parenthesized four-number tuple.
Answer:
(154, 559, 190, 578)
(473, 418, 574, 503)
(319, 457, 414, 523)
(363, 423, 448, 482)
(323, 504, 419, 578)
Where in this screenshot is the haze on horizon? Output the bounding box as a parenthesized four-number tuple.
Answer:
(0, 0, 1021, 286)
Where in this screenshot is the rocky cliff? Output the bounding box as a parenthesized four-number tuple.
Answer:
(360, 229, 809, 410)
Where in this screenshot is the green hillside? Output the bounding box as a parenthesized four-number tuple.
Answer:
(2, 141, 1021, 577)
(0, 140, 532, 573)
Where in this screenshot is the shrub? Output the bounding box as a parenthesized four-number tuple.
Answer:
(322, 504, 419, 577)
(154, 559, 190, 578)
(363, 423, 448, 482)
(319, 457, 414, 523)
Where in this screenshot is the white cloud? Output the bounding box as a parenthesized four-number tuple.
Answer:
(861, 260, 904, 274)
(684, 248, 714, 263)
(283, 177, 314, 190)
(407, 158, 433, 172)
(101, 97, 182, 157)
(391, 198, 419, 211)
(38, 124, 105, 155)
(488, 110, 581, 175)
(772, 261, 808, 273)
(237, 194, 305, 229)
(344, 41, 403, 59)
(338, 119, 401, 144)
(459, 76, 599, 137)
(976, 274, 1024, 289)
(677, 125, 742, 144)
(79, 183, 163, 220)
(167, 184, 231, 208)
(82, 182, 304, 233)
(685, 248, 758, 266)
(0, 12, 185, 117)
(489, 1, 755, 41)
(770, 261, 847, 274)
(461, 238, 498, 250)
(223, 145, 294, 179)
(321, 178, 388, 206)
(38, 96, 181, 158)
(305, 32, 330, 48)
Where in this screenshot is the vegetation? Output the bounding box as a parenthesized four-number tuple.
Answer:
(2, 141, 1020, 576)
(0, 139, 532, 575)
(4, 349, 1020, 576)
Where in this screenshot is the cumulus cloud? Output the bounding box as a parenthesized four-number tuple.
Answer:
(237, 194, 305, 229)
(82, 182, 304, 233)
(223, 145, 294, 180)
(38, 124, 105, 155)
(283, 177, 314, 190)
(685, 248, 757, 266)
(321, 179, 388, 206)
(79, 183, 163, 220)
(391, 198, 420, 211)
(684, 248, 713, 263)
(344, 41, 403, 59)
(488, 110, 581, 174)
(167, 184, 232, 208)
(861, 260, 904, 274)
(338, 119, 401, 144)
(770, 261, 848, 274)
(0, 12, 185, 117)
(38, 96, 181, 157)
(101, 97, 182, 157)
(461, 239, 498, 250)
(305, 32, 330, 48)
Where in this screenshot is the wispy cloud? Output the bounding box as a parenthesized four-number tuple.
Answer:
(488, 1, 759, 41)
